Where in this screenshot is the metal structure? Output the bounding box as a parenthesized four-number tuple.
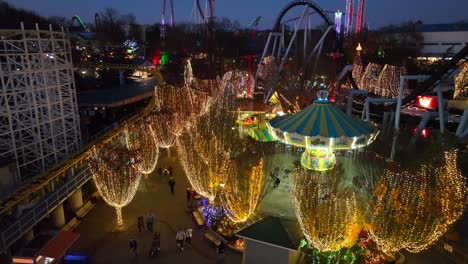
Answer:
(355, 0, 366, 35)
(0, 24, 81, 182)
(255, 0, 335, 102)
(344, 0, 353, 36)
(160, 0, 175, 37)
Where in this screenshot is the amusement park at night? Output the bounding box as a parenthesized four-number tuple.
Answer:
(1, 0, 468, 263)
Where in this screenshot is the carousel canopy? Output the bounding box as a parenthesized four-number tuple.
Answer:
(267, 91, 378, 150)
(248, 128, 276, 142)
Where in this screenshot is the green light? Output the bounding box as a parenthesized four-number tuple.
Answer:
(160, 51, 169, 66)
(127, 49, 133, 54)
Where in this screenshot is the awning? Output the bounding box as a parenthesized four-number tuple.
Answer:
(248, 128, 276, 142)
(39, 231, 80, 260)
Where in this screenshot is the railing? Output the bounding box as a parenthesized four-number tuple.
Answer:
(0, 164, 91, 254)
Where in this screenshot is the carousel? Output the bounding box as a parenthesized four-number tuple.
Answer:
(267, 90, 379, 171)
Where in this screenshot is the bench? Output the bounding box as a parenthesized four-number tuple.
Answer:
(204, 230, 228, 247)
(204, 232, 221, 246)
(192, 210, 205, 228)
(62, 217, 81, 231)
(75, 201, 95, 219)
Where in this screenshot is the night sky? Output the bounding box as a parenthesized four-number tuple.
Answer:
(6, 0, 468, 29)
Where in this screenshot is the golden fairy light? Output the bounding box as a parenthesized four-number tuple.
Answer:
(368, 151, 467, 253)
(360, 63, 382, 92)
(87, 144, 143, 226)
(147, 111, 181, 148)
(123, 120, 159, 174)
(177, 96, 239, 202)
(352, 56, 364, 85)
(221, 160, 264, 223)
(291, 165, 363, 252)
(376, 64, 407, 98)
(454, 63, 468, 99)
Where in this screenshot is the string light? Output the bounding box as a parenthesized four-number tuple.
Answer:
(87, 144, 143, 226)
(123, 120, 159, 174)
(352, 56, 364, 85)
(221, 160, 264, 223)
(147, 111, 181, 148)
(360, 63, 382, 93)
(368, 151, 468, 253)
(376, 65, 407, 97)
(177, 96, 239, 202)
(291, 165, 363, 252)
(454, 63, 468, 99)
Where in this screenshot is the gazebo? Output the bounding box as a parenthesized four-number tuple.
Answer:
(267, 90, 379, 171)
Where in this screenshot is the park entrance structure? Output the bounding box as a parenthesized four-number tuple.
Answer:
(267, 91, 378, 171)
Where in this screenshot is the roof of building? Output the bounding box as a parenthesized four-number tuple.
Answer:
(416, 23, 468, 32)
(236, 216, 302, 251)
(77, 77, 156, 107)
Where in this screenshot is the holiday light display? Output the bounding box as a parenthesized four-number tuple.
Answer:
(221, 160, 264, 222)
(154, 84, 193, 128)
(187, 79, 218, 117)
(376, 65, 407, 98)
(147, 111, 180, 148)
(222, 70, 251, 98)
(352, 56, 364, 85)
(360, 63, 382, 93)
(87, 145, 143, 226)
(177, 97, 238, 202)
(454, 64, 468, 99)
(368, 151, 467, 253)
(292, 166, 363, 252)
(123, 121, 159, 174)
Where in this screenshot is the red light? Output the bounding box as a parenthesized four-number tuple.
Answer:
(413, 127, 429, 138)
(417, 96, 436, 109)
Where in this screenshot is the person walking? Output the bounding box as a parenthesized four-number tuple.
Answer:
(274, 177, 281, 188)
(176, 229, 185, 251)
(168, 166, 173, 176)
(217, 241, 226, 263)
(129, 237, 138, 256)
(169, 177, 176, 194)
(157, 167, 162, 177)
(137, 216, 144, 232)
(153, 231, 161, 250)
(146, 212, 154, 232)
(185, 227, 193, 248)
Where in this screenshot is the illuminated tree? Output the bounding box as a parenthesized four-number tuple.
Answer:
(177, 130, 215, 200)
(148, 111, 181, 149)
(88, 144, 142, 226)
(221, 159, 264, 222)
(123, 120, 159, 174)
(177, 95, 239, 202)
(352, 56, 364, 84)
(454, 64, 468, 99)
(291, 165, 363, 252)
(368, 151, 468, 253)
(360, 63, 382, 93)
(376, 64, 407, 97)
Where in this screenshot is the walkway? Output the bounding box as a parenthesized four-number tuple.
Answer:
(70, 149, 242, 264)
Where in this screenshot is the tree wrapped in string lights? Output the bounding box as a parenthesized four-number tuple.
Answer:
(454, 64, 468, 99)
(177, 95, 239, 202)
(187, 79, 218, 117)
(291, 165, 363, 252)
(360, 63, 382, 93)
(376, 64, 407, 98)
(123, 120, 159, 175)
(148, 111, 182, 149)
(352, 56, 364, 85)
(221, 159, 264, 223)
(88, 144, 143, 226)
(368, 151, 468, 253)
(177, 130, 215, 200)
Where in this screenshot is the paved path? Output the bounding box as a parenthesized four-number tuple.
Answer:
(71, 149, 242, 264)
